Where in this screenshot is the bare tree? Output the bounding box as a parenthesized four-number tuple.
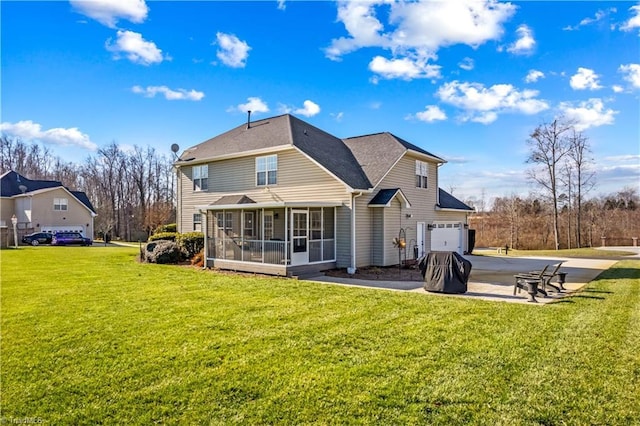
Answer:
(526, 118, 574, 250)
(566, 130, 596, 247)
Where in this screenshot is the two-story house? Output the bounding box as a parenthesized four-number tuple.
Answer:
(175, 114, 473, 276)
(1, 171, 96, 246)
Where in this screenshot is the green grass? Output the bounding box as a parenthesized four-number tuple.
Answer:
(2, 247, 639, 424)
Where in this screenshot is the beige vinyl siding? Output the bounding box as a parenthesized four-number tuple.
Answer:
(30, 188, 94, 236)
(383, 198, 402, 265)
(335, 205, 352, 268)
(371, 208, 384, 265)
(354, 154, 439, 266)
(179, 149, 354, 263)
(354, 195, 371, 268)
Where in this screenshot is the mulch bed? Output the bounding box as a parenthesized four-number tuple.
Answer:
(324, 263, 423, 282)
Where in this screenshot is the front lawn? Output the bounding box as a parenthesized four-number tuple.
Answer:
(2, 247, 639, 424)
(478, 247, 635, 258)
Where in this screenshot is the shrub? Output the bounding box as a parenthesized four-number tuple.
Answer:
(144, 240, 181, 264)
(154, 223, 177, 234)
(191, 250, 205, 268)
(148, 232, 178, 242)
(178, 232, 204, 259)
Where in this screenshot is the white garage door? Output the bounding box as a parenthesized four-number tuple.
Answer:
(431, 222, 463, 254)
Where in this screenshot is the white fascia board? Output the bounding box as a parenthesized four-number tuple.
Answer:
(197, 201, 344, 211)
(175, 145, 294, 167)
(407, 149, 446, 164)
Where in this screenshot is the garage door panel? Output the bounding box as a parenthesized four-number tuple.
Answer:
(431, 222, 463, 253)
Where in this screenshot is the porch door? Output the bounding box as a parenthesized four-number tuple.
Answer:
(291, 210, 309, 265)
(417, 222, 426, 258)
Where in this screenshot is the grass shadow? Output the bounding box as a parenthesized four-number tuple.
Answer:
(591, 267, 640, 281)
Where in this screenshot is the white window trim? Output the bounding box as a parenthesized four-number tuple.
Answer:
(54, 198, 68, 211)
(256, 154, 277, 187)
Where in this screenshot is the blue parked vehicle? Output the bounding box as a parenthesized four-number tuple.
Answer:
(51, 232, 92, 246)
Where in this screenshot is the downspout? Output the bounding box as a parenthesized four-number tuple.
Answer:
(349, 191, 364, 274)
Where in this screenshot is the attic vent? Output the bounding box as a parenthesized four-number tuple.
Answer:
(304, 129, 308, 135)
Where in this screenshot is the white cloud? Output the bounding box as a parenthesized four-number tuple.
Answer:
(619, 63, 640, 89)
(558, 98, 617, 131)
(458, 57, 474, 71)
(325, 0, 515, 80)
(368, 56, 441, 81)
(0, 120, 97, 151)
(620, 5, 640, 33)
(525, 69, 545, 83)
(563, 9, 612, 31)
(414, 105, 447, 123)
(436, 80, 549, 124)
(507, 24, 535, 54)
(278, 100, 321, 117)
(612, 85, 624, 93)
(215, 32, 251, 68)
(277, 0, 286, 11)
(331, 112, 344, 122)
(233, 97, 269, 114)
(294, 100, 321, 117)
(131, 85, 204, 101)
(105, 30, 166, 65)
(570, 67, 603, 90)
(70, 0, 148, 28)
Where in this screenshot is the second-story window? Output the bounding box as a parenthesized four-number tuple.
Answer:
(256, 155, 277, 186)
(54, 198, 68, 211)
(193, 165, 208, 191)
(415, 160, 428, 189)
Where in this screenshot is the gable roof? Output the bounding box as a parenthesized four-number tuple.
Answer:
(1, 171, 96, 214)
(368, 188, 411, 208)
(178, 114, 372, 190)
(437, 188, 474, 211)
(342, 132, 445, 188)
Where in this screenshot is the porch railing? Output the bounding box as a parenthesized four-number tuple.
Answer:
(207, 238, 335, 265)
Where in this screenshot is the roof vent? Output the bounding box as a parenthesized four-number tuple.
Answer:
(246, 110, 252, 129)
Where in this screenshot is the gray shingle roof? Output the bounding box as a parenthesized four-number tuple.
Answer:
(178, 114, 372, 190)
(1, 171, 96, 213)
(368, 188, 410, 207)
(212, 195, 256, 205)
(342, 132, 445, 188)
(438, 189, 474, 211)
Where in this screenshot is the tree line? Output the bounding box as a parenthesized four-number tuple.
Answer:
(465, 117, 638, 250)
(1, 136, 176, 241)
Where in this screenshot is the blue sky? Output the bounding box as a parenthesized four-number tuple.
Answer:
(2, 0, 639, 204)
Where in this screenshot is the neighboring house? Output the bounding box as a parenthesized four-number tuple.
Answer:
(0, 171, 96, 246)
(176, 114, 473, 276)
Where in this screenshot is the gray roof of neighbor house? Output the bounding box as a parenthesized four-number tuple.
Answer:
(0, 171, 96, 213)
(342, 132, 445, 188)
(178, 114, 372, 190)
(438, 189, 474, 211)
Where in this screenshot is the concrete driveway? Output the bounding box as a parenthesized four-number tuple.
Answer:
(309, 253, 621, 304)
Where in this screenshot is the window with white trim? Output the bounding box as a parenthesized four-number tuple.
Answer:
(415, 160, 428, 189)
(54, 198, 68, 211)
(193, 165, 208, 191)
(256, 155, 277, 186)
(193, 213, 202, 231)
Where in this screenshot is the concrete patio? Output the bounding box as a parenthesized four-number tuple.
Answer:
(308, 254, 623, 304)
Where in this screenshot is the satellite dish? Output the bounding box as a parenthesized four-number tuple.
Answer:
(18, 184, 27, 194)
(171, 143, 180, 153)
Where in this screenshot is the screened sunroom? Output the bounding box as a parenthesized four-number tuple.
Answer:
(201, 197, 339, 276)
